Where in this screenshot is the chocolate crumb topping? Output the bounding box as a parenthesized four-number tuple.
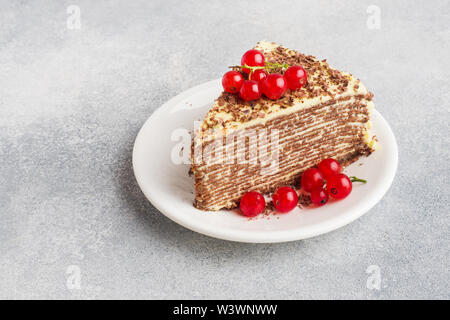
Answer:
(202, 41, 370, 131)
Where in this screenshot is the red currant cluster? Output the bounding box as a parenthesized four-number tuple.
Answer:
(301, 159, 366, 206)
(222, 49, 307, 101)
(239, 158, 367, 217)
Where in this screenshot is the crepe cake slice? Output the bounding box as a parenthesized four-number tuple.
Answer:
(191, 41, 376, 211)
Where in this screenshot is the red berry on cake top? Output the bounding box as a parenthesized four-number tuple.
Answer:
(261, 73, 288, 100)
(239, 80, 262, 101)
(241, 49, 265, 74)
(249, 69, 268, 83)
(222, 71, 244, 93)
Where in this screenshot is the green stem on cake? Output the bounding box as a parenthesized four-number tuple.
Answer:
(349, 176, 367, 183)
(228, 62, 290, 74)
(264, 61, 290, 70)
(228, 64, 266, 71)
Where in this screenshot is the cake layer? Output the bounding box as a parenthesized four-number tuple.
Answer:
(193, 96, 373, 211)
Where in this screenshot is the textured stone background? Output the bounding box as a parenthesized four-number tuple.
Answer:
(0, 0, 449, 299)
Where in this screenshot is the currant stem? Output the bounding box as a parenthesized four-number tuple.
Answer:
(228, 62, 290, 73)
(265, 61, 290, 69)
(349, 176, 367, 183)
(228, 64, 266, 71)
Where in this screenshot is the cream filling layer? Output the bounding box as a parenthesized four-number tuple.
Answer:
(195, 97, 376, 149)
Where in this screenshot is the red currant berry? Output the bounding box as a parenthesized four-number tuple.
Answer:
(326, 174, 352, 199)
(301, 168, 324, 192)
(241, 49, 265, 74)
(222, 71, 244, 93)
(310, 189, 329, 206)
(240, 191, 266, 217)
(261, 73, 288, 100)
(239, 80, 262, 101)
(272, 187, 298, 213)
(317, 158, 341, 179)
(249, 69, 268, 83)
(284, 66, 307, 90)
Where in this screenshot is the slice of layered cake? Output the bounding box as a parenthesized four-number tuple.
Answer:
(191, 41, 376, 211)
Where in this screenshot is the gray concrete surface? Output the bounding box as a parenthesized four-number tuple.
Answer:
(0, 0, 449, 299)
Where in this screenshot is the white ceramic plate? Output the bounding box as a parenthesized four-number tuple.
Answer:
(133, 79, 398, 243)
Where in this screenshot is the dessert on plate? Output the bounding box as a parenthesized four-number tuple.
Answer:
(191, 41, 376, 212)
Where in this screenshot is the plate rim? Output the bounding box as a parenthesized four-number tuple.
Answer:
(132, 79, 398, 243)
